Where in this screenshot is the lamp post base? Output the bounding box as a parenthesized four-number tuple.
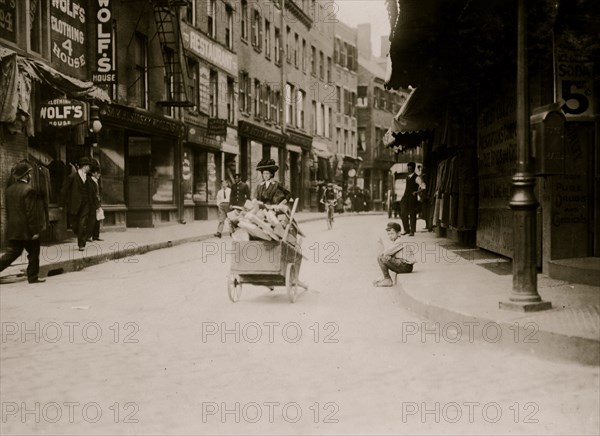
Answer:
(499, 300, 552, 312)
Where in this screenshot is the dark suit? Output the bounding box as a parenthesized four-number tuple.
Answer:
(87, 176, 102, 240)
(61, 170, 93, 248)
(255, 180, 289, 205)
(0, 181, 43, 282)
(401, 173, 419, 234)
(230, 181, 250, 207)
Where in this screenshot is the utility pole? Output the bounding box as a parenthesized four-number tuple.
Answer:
(499, 0, 551, 312)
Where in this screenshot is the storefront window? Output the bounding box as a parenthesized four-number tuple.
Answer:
(27, 132, 65, 205)
(151, 138, 174, 204)
(98, 127, 125, 205)
(127, 137, 152, 207)
(194, 151, 207, 202)
(182, 148, 193, 201)
(250, 140, 263, 190)
(207, 152, 217, 202)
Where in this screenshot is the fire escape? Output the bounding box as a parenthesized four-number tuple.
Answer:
(152, 0, 194, 107)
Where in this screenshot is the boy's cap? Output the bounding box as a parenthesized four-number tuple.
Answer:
(386, 222, 402, 232)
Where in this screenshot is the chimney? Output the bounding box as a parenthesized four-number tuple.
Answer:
(380, 35, 390, 58)
(356, 23, 372, 60)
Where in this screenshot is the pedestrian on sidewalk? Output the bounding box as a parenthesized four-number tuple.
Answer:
(215, 179, 231, 238)
(401, 162, 418, 236)
(0, 163, 46, 283)
(373, 222, 416, 287)
(60, 157, 93, 251)
(230, 173, 250, 208)
(87, 161, 103, 242)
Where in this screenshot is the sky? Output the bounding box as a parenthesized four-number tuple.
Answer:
(333, 0, 391, 57)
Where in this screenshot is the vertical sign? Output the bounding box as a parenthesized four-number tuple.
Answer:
(93, 0, 116, 85)
(0, 0, 17, 42)
(50, 0, 87, 78)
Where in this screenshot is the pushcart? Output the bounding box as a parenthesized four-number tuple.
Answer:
(227, 199, 308, 303)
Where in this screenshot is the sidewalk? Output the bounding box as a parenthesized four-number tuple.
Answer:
(396, 225, 600, 366)
(2, 212, 598, 366)
(0, 211, 333, 281)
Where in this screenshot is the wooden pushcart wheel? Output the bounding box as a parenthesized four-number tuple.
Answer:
(227, 274, 242, 303)
(286, 263, 297, 303)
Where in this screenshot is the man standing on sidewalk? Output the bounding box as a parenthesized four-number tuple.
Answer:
(401, 162, 418, 236)
(230, 173, 250, 208)
(0, 163, 45, 283)
(87, 161, 103, 242)
(61, 157, 93, 251)
(214, 180, 231, 238)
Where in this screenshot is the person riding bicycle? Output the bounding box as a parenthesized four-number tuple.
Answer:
(320, 183, 337, 218)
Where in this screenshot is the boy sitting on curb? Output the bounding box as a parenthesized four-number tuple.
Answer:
(373, 222, 416, 287)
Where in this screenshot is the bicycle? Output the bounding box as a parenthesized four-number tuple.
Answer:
(324, 200, 337, 230)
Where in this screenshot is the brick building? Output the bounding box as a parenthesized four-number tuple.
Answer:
(0, 0, 110, 246)
(356, 25, 411, 210)
(1, 0, 360, 246)
(332, 20, 359, 199)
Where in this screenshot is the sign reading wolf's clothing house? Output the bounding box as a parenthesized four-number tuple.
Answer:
(50, 0, 87, 79)
(92, 0, 116, 85)
(40, 99, 87, 127)
(0, 0, 17, 42)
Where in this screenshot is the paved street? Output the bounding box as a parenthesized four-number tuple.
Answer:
(1, 215, 599, 435)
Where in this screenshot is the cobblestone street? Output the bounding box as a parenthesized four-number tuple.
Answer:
(1, 216, 598, 435)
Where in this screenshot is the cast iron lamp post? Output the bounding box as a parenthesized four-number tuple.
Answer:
(499, 0, 551, 312)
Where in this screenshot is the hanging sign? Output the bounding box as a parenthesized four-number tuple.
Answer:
(556, 61, 594, 120)
(40, 99, 87, 127)
(50, 0, 87, 78)
(207, 118, 227, 137)
(92, 0, 116, 84)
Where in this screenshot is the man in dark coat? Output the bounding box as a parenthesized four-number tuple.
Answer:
(86, 161, 103, 241)
(229, 173, 250, 208)
(0, 163, 45, 283)
(401, 162, 419, 236)
(61, 156, 93, 251)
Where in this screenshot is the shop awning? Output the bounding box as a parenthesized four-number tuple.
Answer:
(312, 140, 333, 159)
(0, 47, 110, 127)
(385, 85, 444, 151)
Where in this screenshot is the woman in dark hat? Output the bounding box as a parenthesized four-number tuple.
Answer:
(254, 159, 291, 205)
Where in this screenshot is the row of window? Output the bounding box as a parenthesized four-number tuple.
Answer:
(239, 71, 283, 124)
(334, 38, 358, 72)
(336, 128, 357, 157)
(336, 87, 358, 117)
(357, 86, 405, 114)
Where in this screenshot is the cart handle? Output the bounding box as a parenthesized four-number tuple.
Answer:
(282, 198, 299, 243)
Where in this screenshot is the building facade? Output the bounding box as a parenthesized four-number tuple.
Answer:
(385, 0, 599, 284)
(1, 0, 364, 246)
(332, 21, 359, 201)
(0, 0, 111, 246)
(357, 42, 411, 211)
